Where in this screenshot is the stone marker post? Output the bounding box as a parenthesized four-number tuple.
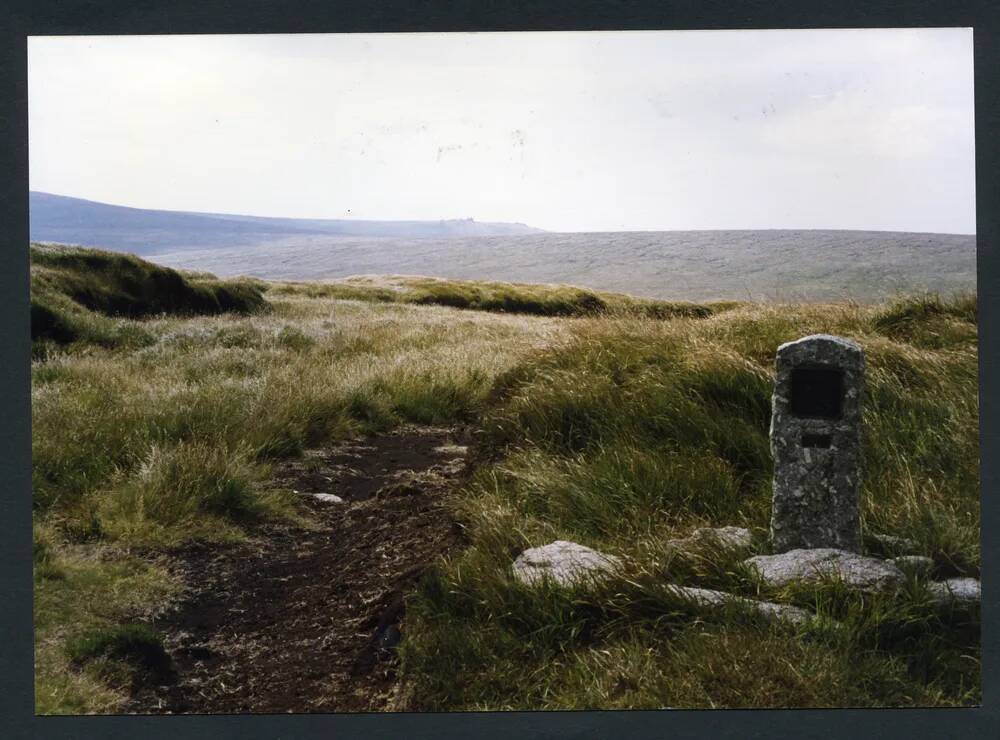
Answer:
(770, 334, 864, 553)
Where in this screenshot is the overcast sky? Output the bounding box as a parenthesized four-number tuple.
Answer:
(28, 29, 975, 233)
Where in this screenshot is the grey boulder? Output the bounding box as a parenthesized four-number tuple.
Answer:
(512, 540, 621, 587)
(664, 585, 815, 626)
(927, 577, 981, 606)
(744, 548, 905, 592)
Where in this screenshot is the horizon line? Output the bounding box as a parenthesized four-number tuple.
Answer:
(29, 190, 977, 237)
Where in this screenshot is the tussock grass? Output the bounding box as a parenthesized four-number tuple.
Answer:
(33, 540, 180, 714)
(273, 275, 715, 320)
(31, 246, 977, 711)
(30, 243, 267, 356)
(66, 623, 172, 683)
(872, 293, 977, 350)
(401, 293, 979, 710)
(95, 441, 292, 547)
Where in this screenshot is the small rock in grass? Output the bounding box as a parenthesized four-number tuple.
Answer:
(927, 577, 981, 606)
(667, 526, 755, 553)
(744, 548, 905, 592)
(513, 540, 621, 587)
(313, 493, 345, 504)
(665, 585, 815, 626)
(891, 555, 935, 575)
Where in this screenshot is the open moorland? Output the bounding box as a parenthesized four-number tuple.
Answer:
(29, 192, 977, 303)
(31, 243, 979, 713)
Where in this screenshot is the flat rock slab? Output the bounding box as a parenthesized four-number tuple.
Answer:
(927, 577, 981, 606)
(667, 526, 754, 553)
(513, 540, 621, 587)
(665, 585, 815, 626)
(744, 548, 904, 592)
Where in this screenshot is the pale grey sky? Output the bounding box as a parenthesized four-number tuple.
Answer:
(28, 29, 975, 233)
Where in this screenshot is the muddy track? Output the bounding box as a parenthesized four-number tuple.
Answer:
(128, 426, 471, 714)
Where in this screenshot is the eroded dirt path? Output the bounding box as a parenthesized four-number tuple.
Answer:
(129, 426, 470, 714)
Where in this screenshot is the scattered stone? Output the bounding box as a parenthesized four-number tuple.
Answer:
(927, 577, 981, 606)
(770, 335, 865, 553)
(512, 540, 621, 587)
(667, 526, 755, 553)
(665, 585, 815, 626)
(433, 444, 469, 456)
(744, 548, 904, 592)
(891, 555, 935, 575)
(865, 532, 920, 555)
(313, 493, 344, 504)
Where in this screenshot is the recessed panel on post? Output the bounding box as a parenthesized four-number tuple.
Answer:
(790, 367, 844, 419)
(769, 335, 864, 553)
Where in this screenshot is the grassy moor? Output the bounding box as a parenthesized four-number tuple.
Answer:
(30, 244, 979, 713)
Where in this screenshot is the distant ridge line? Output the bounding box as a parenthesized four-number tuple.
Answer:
(29, 191, 546, 254)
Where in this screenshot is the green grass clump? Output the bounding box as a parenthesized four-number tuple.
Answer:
(275, 275, 715, 320)
(30, 243, 267, 353)
(871, 293, 977, 349)
(66, 623, 171, 676)
(34, 537, 180, 714)
(401, 298, 979, 710)
(95, 441, 292, 546)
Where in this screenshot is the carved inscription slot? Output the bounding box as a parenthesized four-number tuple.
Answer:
(790, 366, 844, 420)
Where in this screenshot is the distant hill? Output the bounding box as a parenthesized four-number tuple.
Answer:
(29, 192, 976, 303)
(29, 192, 544, 255)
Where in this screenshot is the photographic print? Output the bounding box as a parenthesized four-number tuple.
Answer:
(28, 29, 979, 714)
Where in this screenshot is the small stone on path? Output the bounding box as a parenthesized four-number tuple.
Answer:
(313, 493, 345, 504)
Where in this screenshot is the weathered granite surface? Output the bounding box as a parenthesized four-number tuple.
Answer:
(665, 584, 815, 626)
(927, 577, 981, 606)
(770, 335, 864, 553)
(744, 548, 904, 592)
(512, 540, 621, 587)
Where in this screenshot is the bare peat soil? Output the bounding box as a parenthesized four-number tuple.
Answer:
(128, 426, 471, 714)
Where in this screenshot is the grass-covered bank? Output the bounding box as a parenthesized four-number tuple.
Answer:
(30, 243, 267, 358)
(400, 297, 979, 709)
(32, 247, 570, 712)
(270, 274, 730, 319)
(31, 245, 978, 712)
